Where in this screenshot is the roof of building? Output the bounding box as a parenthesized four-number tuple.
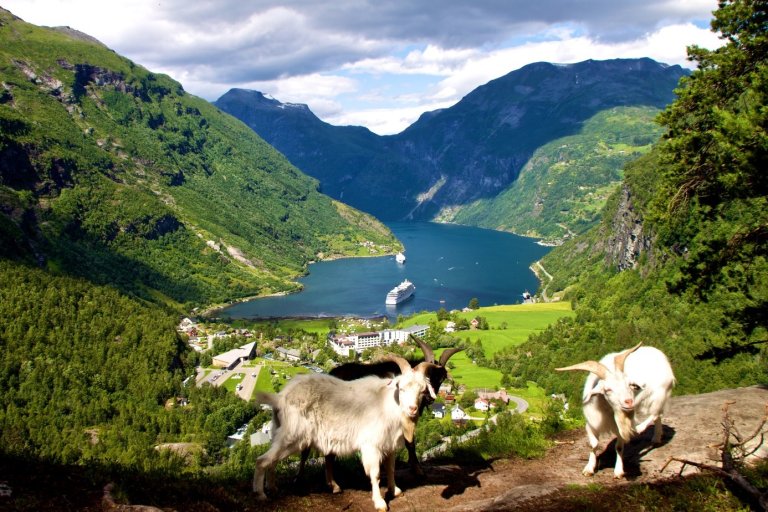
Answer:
(276, 346, 301, 358)
(250, 431, 271, 446)
(213, 341, 256, 366)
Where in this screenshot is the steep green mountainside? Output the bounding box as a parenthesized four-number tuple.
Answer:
(0, 7, 399, 470)
(447, 106, 664, 242)
(213, 89, 383, 203)
(0, 9, 399, 310)
(216, 59, 686, 233)
(491, 1, 767, 398)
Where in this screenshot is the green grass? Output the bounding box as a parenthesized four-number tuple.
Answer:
(404, 303, 575, 414)
(248, 318, 336, 335)
(440, 350, 503, 389)
(252, 359, 310, 393)
(221, 372, 245, 392)
(405, 302, 574, 356)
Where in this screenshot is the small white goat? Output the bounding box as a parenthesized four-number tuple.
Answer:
(556, 342, 675, 478)
(253, 356, 437, 512)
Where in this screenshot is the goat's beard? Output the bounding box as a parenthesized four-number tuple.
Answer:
(401, 415, 417, 443)
(614, 409, 636, 442)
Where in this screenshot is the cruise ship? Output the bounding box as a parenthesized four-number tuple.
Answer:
(385, 279, 415, 305)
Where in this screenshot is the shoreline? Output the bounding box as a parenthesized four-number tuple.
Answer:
(199, 249, 402, 319)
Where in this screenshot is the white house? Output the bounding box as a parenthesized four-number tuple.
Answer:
(451, 405, 468, 421)
(474, 398, 491, 411)
(327, 325, 429, 356)
(178, 317, 196, 332)
(477, 389, 511, 404)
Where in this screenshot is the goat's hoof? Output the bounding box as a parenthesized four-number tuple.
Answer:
(582, 469, 595, 477)
(254, 493, 268, 502)
(373, 498, 388, 512)
(613, 472, 625, 479)
(331, 484, 342, 494)
(387, 486, 402, 498)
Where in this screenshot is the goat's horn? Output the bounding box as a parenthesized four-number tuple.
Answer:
(614, 342, 643, 372)
(387, 355, 413, 375)
(413, 361, 439, 376)
(556, 361, 608, 381)
(410, 334, 434, 363)
(438, 347, 463, 366)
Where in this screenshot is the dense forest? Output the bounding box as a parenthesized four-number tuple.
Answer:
(493, 0, 767, 399)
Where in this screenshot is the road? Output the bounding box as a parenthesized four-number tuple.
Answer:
(531, 261, 554, 302)
(195, 360, 262, 401)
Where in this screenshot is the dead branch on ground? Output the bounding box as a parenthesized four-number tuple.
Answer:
(661, 401, 768, 511)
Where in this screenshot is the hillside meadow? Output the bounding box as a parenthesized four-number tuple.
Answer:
(405, 302, 574, 355)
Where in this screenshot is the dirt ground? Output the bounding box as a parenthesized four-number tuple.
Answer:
(259, 385, 768, 512)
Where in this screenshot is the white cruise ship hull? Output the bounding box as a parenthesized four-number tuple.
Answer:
(385, 279, 415, 305)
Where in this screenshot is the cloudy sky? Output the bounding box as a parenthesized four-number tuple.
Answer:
(4, 0, 723, 135)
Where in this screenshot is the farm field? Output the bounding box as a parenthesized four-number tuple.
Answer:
(405, 302, 574, 355)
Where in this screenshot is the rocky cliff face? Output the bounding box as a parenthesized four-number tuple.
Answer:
(604, 184, 653, 271)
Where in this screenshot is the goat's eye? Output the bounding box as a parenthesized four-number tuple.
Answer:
(630, 383, 641, 391)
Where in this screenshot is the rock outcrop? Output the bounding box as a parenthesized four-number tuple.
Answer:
(604, 184, 653, 271)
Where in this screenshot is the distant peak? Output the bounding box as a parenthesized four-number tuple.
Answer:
(219, 88, 309, 111)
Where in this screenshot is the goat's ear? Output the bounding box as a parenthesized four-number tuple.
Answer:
(583, 381, 605, 403)
(426, 381, 436, 399)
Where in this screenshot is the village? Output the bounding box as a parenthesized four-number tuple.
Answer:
(175, 314, 531, 450)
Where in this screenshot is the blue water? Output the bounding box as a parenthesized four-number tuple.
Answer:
(221, 222, 551, 320)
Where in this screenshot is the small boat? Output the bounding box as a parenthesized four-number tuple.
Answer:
(395, 252, 406, 264)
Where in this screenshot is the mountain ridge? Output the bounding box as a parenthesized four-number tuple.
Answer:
(216, 58, 687, 231)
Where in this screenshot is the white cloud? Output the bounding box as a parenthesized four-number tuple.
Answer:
(3, 0, 723, 135)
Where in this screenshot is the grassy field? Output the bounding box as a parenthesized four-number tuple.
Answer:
(405, 302, 574, 355)
(252, 357, 311, 393)
(220, 302, 573, 410)
(411, 303, 574, 413)
(221, 371, 245, 392)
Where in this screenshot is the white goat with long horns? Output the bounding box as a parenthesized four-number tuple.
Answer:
(556, 342, 675, 478)
(253, 355, 437, 512)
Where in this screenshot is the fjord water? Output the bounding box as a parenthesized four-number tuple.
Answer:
(222, 222, 551, 320)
